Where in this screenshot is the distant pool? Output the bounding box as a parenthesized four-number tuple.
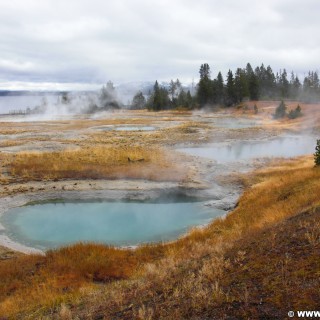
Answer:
(178, 135, 316, 163)
(1, 201, 225, 250)
(212, 118, 259, 129)
(91, 125, 156, 132)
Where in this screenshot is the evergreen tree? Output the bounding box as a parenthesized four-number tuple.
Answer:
(245, 63, 259, 100)
(225, 70, 236, 106)
(199, 63, 211, 80)
(314, 139, 320, 166)
(245, 63, 254, 76)
(197, 63, 213, 107)
(289, 71, 296, 98)
(256, 64, 265, 97)
(148, 81, 169, 111)
(293, 76, 301, 98)
(234, 68, 248, 103)
(131, 91, 146, 109)
(211, 79, 218, 104)
(153, 81, 161, 111)
(303, 72, 312, 92)
(301, 71, 320, 102)
(265, 65, 276, 98)
(216, 72, 224, 104)
(274, 100, 287, 119)
(186, 90, 193, 108)
(248, 72, 259, 100)
(176, 90, 189, 109)
(280, 69, 289, 98)
(288, 104, 302, 119)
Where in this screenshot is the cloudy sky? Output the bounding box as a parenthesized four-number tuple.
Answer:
(0, 0, 319, 90)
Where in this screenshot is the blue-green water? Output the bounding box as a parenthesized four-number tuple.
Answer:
(2, 201, 224, 250)
(178, 135, 316, 163)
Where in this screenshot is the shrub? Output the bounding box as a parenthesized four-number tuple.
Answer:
(314, 139, 320, 166)
(288, 105, 302, 119)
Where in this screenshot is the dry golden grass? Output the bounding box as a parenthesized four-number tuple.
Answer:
(0, 153, 14, 185)
(9, 145, 184, 182)
(0, 156, 319, 318)
(0, 140, 25, 148)
(0, 128, 32, 135)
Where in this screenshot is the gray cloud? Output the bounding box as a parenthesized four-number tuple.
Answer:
(0, 0, 319, 89)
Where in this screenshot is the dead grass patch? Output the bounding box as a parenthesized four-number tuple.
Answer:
(9, 145, 184, 182)
(0, 140, 25, 148)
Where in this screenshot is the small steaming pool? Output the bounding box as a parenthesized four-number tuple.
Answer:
(1, 200, 225, 250)
(211, 118, 260, 129)
(178, 135, 317, 163)
(92, 125, 156, 131)
(115, 126, 155, 131)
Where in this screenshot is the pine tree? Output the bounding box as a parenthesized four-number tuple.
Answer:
(152, 81, 161, 111)
(247, 67, 259, 100)
(288, 104, 302, 119)
(148, 81, 169, 111)
(265, 65, 276, 98)
(216, 72, 224, 104)
(274, 100, 287, 119)
(131, 91, 146, 109)
(314, 139, 320, 166)
(234, 68, 248, 103)
(186, 90, 193, 108)
(176, 89, 193, 109)
(225, 70, 236, 106)
(197, 63, 213, 107)
(293, 76, 301, 97)
(280, 69, 289, 98)
(199, 63, 211, 80)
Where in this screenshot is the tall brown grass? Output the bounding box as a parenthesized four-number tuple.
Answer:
(9, 145, 183, 182)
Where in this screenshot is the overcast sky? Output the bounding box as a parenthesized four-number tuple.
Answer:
(0, 0, 319, 90)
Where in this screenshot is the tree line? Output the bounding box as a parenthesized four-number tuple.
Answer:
(133, 62, 320, 110)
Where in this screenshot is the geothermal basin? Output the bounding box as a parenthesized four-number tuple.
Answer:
(0, 107, 318, 253)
